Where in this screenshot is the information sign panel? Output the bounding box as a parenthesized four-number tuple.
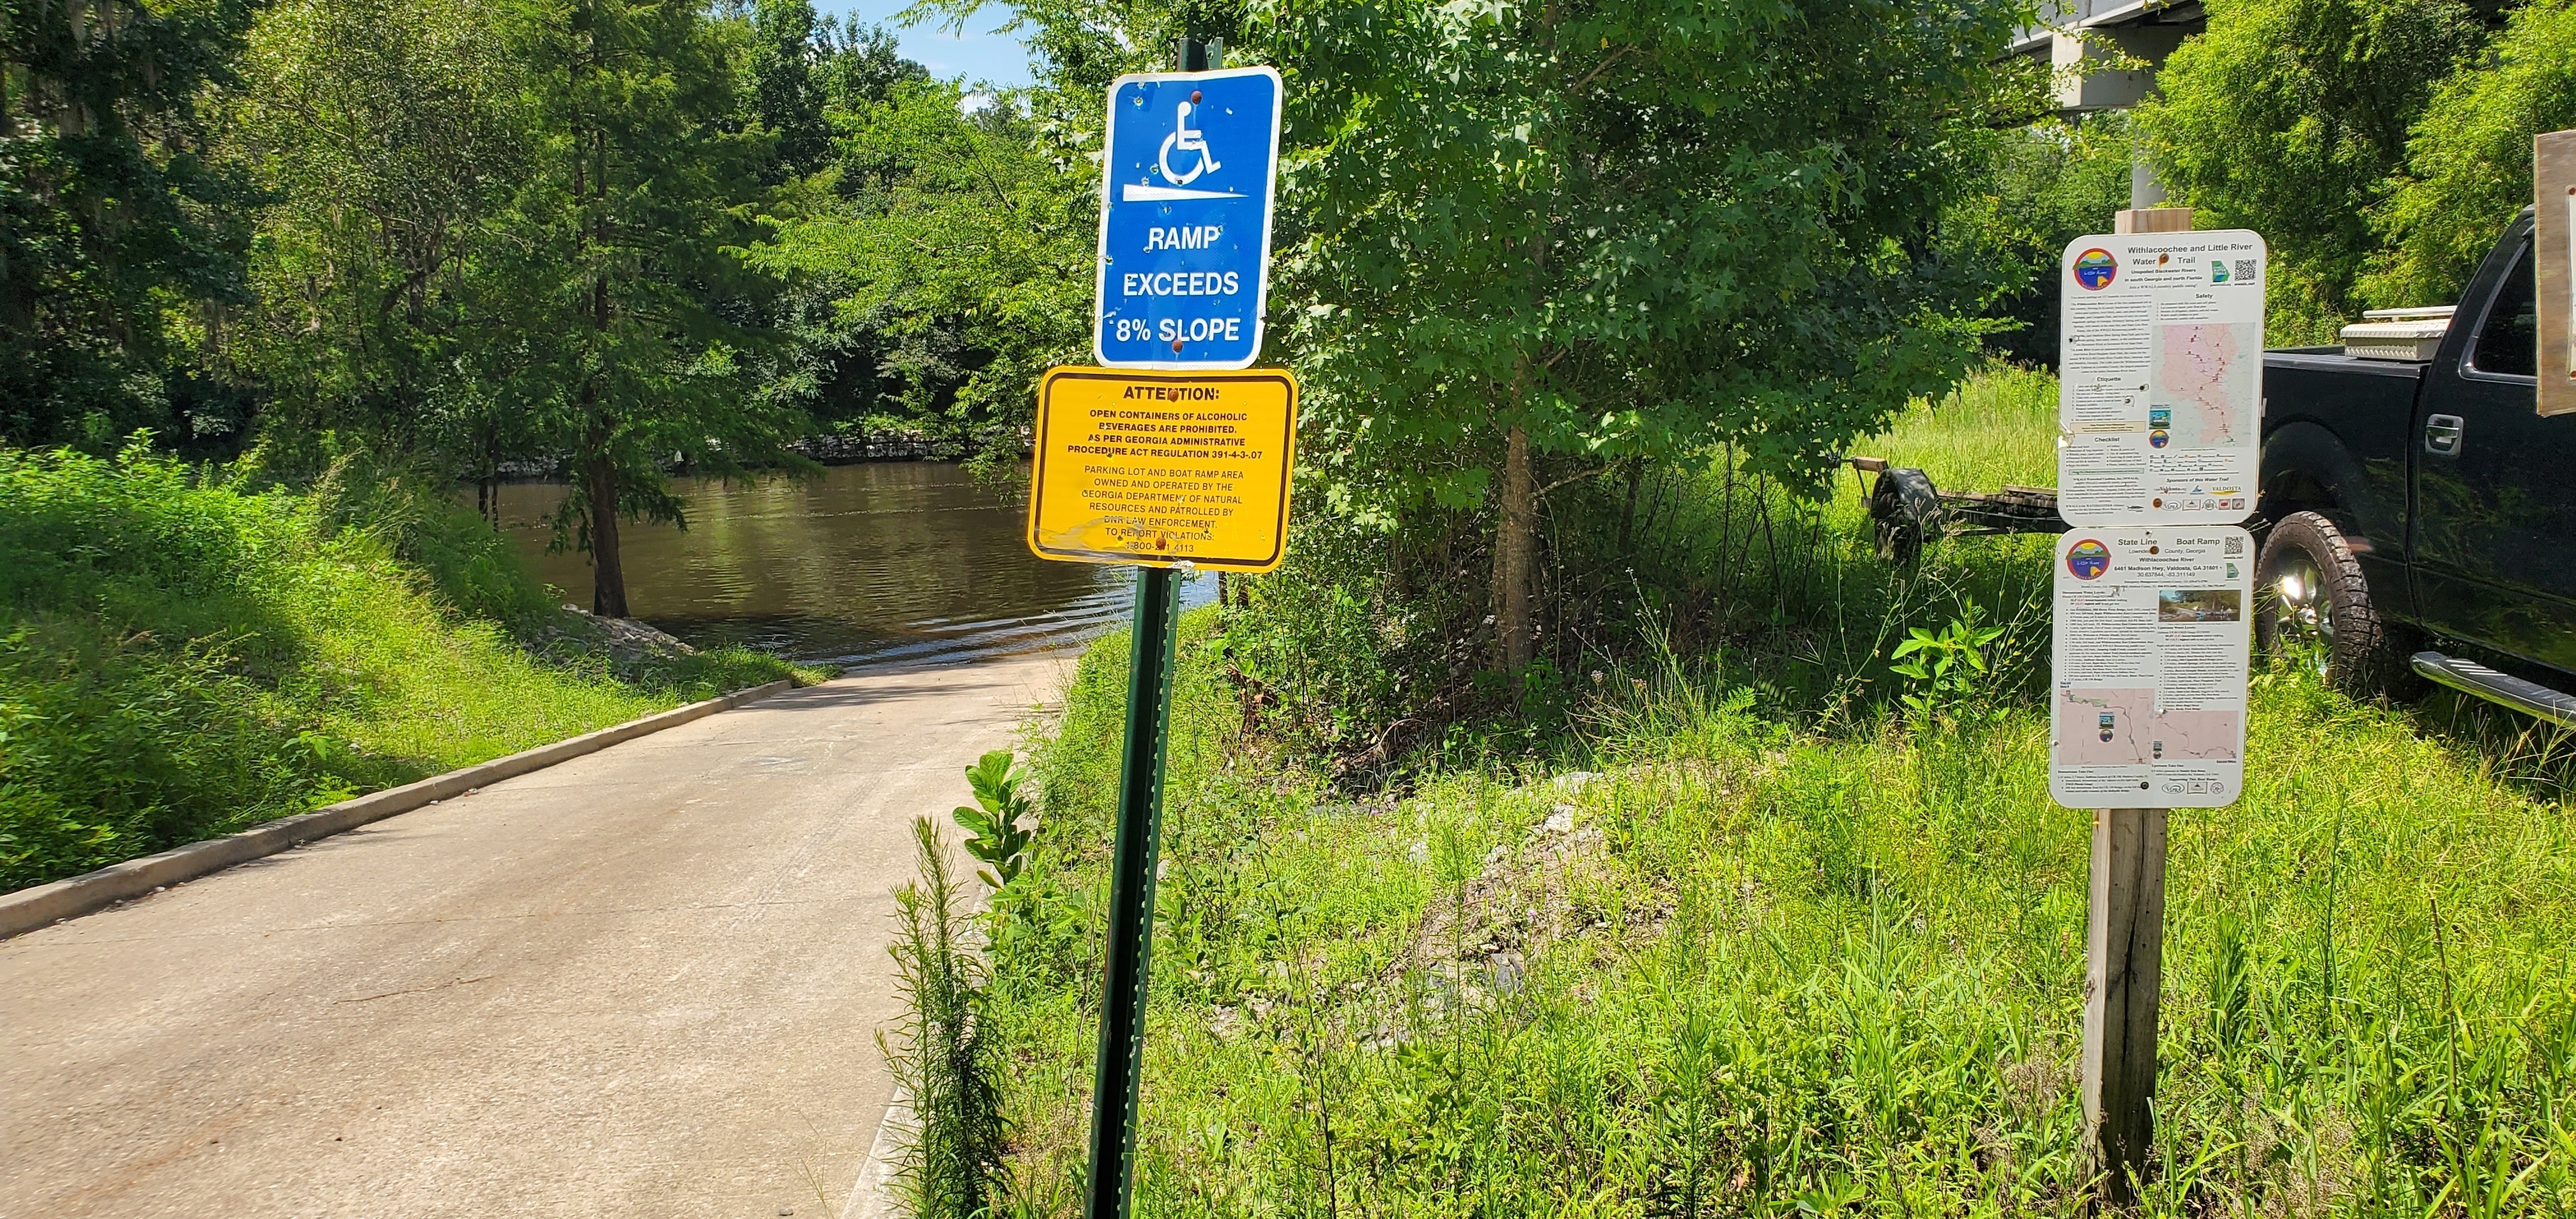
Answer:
(2058, 231, 2267, 525)
(1027, 367, 1298, 572)
(1094, 67, 1283, 370)
(2050, 527, 2253, 809)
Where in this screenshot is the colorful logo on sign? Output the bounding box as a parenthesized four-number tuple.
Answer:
(2149, 428, 2171, 448)
(2066, 538, 2112, 580)
(2073, 248, 2118, 290)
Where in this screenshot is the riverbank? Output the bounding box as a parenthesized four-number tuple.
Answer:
(0, 446, 815, 891)
(976, 373, 2576, 1215)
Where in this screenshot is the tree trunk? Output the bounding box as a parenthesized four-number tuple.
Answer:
(586, 450, 628, 618)
(1492, 426, 1538, 671)
(1618, 456, 1644, 553)
(576, 77, 623, 620)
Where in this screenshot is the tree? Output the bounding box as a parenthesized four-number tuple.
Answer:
(816, 17, 928, 110)
(751, 75, 1092, 453)
(501, 0, 811, 617)
(2136, 0, 2490, 339)
(0, 0, 263, 448)
(2364, 0, 2576, 307)
(746, 0, 831, 180)
(1966, 114, 2138, 367)
(1276, 0, 2032, 668)
(226, 0, 539, 505)
(732, 13, 942, 443)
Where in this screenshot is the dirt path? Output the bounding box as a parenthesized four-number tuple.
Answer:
(0, 652, 1070, 1218)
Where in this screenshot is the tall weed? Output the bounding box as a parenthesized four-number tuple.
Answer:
(884, 816, 1008, 1218)
(987, 651, 2576, 1215)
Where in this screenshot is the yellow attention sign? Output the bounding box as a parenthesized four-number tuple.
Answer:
(1027, 367, 1298, 572)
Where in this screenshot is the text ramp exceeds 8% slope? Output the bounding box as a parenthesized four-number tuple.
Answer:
(1093, 66, 1282, 370)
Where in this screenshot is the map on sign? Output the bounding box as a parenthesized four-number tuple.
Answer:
(2054, 689, 2242, 766)
(2057, 231, 2267, 526)
(2050, 528, 2252, 809)
(1026, 367, 1298, 572)
(2055, 687, 2153, 766)
(1094, 67, 1282, 371)
(2154, 322, 2258, 448)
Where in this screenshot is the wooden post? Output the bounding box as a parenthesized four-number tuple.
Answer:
(2534, 130, 2576, 417)
(2116, 206, 2193, 235)
(2081, 806, 2166, 1204)
(2075, 204, 2189, 1207)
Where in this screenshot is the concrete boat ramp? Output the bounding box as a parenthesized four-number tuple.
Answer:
(0, 653, 1066, 1218)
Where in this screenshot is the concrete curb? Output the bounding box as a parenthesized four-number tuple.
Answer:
(0, 678, 796, 940)
(843, 1089, 913, 1219)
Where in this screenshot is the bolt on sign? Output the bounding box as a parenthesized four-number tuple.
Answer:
(1026, 367, 1298, 572)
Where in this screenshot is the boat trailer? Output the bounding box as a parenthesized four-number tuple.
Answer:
(1844, 456, 2067, 565)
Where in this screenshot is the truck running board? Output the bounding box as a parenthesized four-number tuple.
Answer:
(2410, 652, 2576, 730)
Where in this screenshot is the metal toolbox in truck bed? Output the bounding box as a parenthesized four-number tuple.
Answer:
(2338, 305, 2454, 362)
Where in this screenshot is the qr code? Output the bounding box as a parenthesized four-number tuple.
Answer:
(2234, 259, 2258, 281)
(2224, 537, 2245, 556)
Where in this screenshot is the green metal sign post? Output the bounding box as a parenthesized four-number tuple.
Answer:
(1078, 36, 1245, 1219)
(1082, 564, 1181, 1219)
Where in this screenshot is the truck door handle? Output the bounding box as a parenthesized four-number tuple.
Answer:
(2425, 414, 2465, 455)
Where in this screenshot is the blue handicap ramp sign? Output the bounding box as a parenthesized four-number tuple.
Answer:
(1094, 66, 1282, 369)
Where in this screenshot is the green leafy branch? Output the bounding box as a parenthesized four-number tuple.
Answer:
(1888, 606, 2007, 728)
(952, 748, 1036, 889)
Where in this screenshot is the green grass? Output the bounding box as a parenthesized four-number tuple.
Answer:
(1864, 362, 2061, 491)
(0, 444, 811, 891)
(978, 369, 2576, 1216)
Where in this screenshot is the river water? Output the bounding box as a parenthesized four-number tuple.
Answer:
(491, 463, 1214, 668)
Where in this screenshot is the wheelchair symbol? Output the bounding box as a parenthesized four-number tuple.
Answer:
(1158, 91, 1222, 185)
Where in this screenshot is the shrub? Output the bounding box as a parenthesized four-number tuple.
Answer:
(2364, 0, 2576, 308)
(0, 443, 797, 889)
(953, 749, 1038, 890)
(2138, 0, 2489, 335)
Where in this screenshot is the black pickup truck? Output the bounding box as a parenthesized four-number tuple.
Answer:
(2257, 207, 2576, 726)
(1860, 207, 2575, 728)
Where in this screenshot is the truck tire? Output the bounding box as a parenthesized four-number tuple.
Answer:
(2255, 510, 2418, 700)
(1867, 468, 1940, 567)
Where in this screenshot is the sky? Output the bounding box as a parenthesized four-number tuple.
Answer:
(826, 1, 1036, 89)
